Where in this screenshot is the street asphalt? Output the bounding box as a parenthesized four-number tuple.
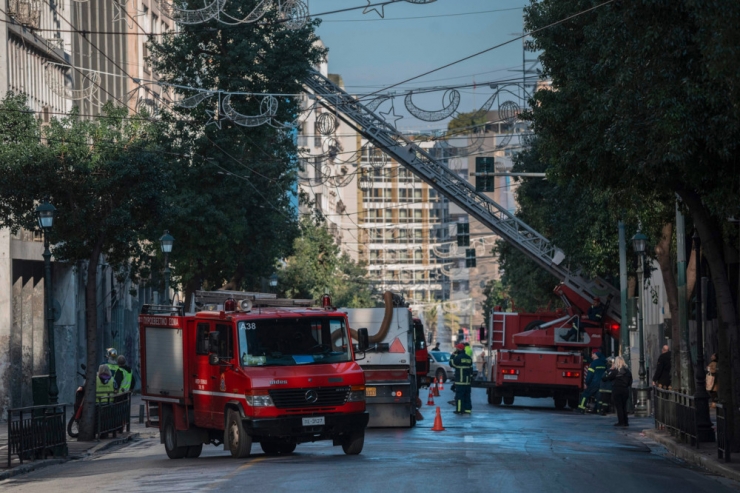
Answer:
(2, 389, 738, 493)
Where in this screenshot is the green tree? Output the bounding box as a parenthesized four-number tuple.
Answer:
(148, 0, 325, 298)
(0, 94, 174, 440)
(278, 218, 375, 307)
(524, 0, 740, 446)
(447, 109, 488, 134)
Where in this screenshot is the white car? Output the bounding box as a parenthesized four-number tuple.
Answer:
(428, 351, 454, 383)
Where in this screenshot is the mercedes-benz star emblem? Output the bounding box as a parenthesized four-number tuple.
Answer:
(305, 389, 318, 404)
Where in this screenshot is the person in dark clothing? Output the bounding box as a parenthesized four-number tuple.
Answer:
(431, 342, 441, 351)
(596, 357, 614, 415)
(605, 355, 633, 426)
(578, 350, 607, 413)
(652, 345, 671, 389)
(563, 297, 605, 342)
(113, 355, 136, 393)
(450, 343, 473, 414)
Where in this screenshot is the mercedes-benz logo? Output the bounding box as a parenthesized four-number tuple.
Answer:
(305, 389, 318, 404)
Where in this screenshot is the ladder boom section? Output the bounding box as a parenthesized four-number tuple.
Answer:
(302, 70, 620, 322)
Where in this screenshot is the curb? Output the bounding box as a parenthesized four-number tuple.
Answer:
(0, 432, 139, 481)
(643, 429, 740, 483)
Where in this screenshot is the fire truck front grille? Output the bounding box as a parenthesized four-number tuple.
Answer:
(269, 387, 350, 409)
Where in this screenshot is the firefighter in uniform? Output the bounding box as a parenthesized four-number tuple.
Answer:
(451, 343, 473, 414)
(596, 356, 614, 415)
(563, 297, 605, 342)
(577, 350, 607, 413)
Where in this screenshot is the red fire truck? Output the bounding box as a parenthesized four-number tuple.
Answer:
(482, 284, 619, 409)
(139, 291, 370, 459)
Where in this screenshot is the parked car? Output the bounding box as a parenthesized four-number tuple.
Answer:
(428, 351, 453, 383)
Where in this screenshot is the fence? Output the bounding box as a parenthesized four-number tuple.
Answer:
(654, 388, 698, 448)
(7, 404, 67, 467)
(716, 402, 732, 462)
(96, 392, 131, 438)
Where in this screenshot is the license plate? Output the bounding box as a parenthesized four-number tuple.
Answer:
(365, 387, 376, 397)
(302, 416, 325, 426)
(503, 375, 518, 380)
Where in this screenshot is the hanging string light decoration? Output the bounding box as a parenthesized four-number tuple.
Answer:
(404, 89, 460, 121)
(44, 64, 99, 101)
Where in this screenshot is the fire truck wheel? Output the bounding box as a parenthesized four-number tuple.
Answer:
(186, 444, 203, 458)
(553, 397, 567, 410)
(261, 441, 296, 455)
(503, 395, 515, 406)
(226, 410, 252, 458)
(435, 368, 447, 383)
(163, 415, 187, 459)
(341, 431, 365, 455)
(488, 389, 503, 406)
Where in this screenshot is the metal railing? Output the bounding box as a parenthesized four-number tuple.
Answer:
(654, 388, 699, 448)
(96, 392, 131, 438)
(7, 404, 67, 467)
(716, 402, 732, 462)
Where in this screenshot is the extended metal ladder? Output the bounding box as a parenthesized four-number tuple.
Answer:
(302, 70, 620, 323)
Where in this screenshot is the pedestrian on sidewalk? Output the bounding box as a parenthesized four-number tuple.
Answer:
(577, 350, 607, 413)
(114, 355, 135, 393)
(596, 356, 614, 415)
(604, 356, 632, 427)
(96, 365, 115, 402)
(652, 345, 671, 389)
(706, 353, 718, 406)
(451, 343, 473, 414)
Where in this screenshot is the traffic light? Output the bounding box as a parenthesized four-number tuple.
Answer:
(457, 222, 470, 247)
(465, 248, 476, 268)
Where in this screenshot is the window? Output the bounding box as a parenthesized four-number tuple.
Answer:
(216, 323, 233, 358)
(466, 249, 477, 268)
(414, 209, 422, 221)
(196, 323, 210, 355)
(476, 176, 494, 192)
(457, 222, 470, 247)
(314, 193, 322, 210)
(476, 157, 495, 174)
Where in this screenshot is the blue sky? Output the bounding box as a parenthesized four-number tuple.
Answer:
(310, 0, 535, 131)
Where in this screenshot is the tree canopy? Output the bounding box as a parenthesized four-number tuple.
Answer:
(148, 0, 326, 297)
(278, 217, 376, 308)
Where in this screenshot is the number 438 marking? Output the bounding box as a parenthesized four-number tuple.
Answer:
(243, 322, 256, 330)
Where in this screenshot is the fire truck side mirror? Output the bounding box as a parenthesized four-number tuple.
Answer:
(357, 328, 369, 352)
(209, 353, 220, 366)
(479, 326, 486, 341)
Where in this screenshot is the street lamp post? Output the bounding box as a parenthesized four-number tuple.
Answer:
(36, 200, 58, 405)
(159, 231, 174, 305)
(692, 231, 716, 442)
(631, 229, 650, 417)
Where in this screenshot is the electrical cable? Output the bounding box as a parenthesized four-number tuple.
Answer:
(357, 0, 614, 101)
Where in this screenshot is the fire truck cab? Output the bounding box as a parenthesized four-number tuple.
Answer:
(139, 291, 370, 459)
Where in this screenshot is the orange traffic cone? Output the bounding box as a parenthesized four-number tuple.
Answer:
(438, 378, 444, 391)
(433, 377, 440, 397)
(431, 406, 445, 431)
(427, 385, 435, 406)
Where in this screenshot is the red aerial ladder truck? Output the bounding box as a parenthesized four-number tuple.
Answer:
(299, 71, 622, 409)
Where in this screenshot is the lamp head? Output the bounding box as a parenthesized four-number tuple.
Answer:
(159, 230, 175, 253)
(36, 201, 56, 231)
(631, 229, 648, 254)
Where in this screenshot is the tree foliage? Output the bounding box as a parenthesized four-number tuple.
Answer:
(0, 93, 174, 439)
(447, 109, 488, 134)
(278, 218, 376, 308)
(524, 0, 740, 447)
(148, 0, 326, 297)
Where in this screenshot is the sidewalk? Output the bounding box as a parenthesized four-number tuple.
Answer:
(0, 394, 157, 481)
(642, 426, 740, 483)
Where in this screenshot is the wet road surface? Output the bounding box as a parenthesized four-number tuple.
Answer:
(2, 389, 737, 493)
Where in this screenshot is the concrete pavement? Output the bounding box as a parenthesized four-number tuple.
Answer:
(2, 389, 738, 492)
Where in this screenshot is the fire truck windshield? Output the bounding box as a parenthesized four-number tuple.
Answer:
(237, 317, 352, 366)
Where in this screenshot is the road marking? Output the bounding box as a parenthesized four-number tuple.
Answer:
(205, 456, 266, 490)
